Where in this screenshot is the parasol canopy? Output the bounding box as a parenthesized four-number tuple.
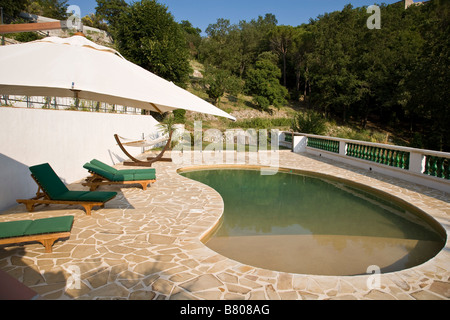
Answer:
(0, 35, 236, 121)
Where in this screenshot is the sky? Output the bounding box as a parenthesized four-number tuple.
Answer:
(69, 0, 400, 34)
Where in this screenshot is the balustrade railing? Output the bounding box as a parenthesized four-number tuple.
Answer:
(346, 143, 410, 170)
(308, 137, 340, 154)
(423, 155, 449, 180)
(281, 132, 450, 184)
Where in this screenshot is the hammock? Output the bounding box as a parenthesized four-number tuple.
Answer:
(114, 133, 173, 167)
(116, 135, 169, 148)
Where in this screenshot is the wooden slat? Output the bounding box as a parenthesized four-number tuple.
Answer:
(0, 21, 68, 34)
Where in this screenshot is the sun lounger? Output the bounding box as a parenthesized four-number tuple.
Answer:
(82, 159, 156, 191)
(0, 216, 74, 253)
(17, 163, 117, 215)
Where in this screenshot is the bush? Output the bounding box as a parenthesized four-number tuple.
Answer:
(291, 111, 327, 135)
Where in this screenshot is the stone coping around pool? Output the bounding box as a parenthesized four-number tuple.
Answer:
(0, 150, 448, 300)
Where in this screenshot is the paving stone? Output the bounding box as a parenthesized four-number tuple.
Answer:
(181, 274, 224, 292)
(428, 281, 450, 298)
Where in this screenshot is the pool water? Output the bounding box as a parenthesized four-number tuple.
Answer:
(180, 168, 446, 276)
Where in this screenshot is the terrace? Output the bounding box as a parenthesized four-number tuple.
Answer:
(0, 134, 448, 300)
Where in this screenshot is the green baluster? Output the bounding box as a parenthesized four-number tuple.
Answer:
(384, 149, 389, 165)
(431, 156, 437, 177)
(444, 159, 449, 180)
(388, 150, 394, 167)
(375, 148, 381, 163)
(437, 157, 444, 178)
(370, 147, 376, 161)
(393, 151, 399, 168)
(404, 152, 409, 169)
(399, 152, 406, 169)
(424, 155, 430, 175)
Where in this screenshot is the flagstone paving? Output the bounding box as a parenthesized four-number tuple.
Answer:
(0, 151, 448, 300)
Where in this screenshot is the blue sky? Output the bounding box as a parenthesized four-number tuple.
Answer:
(69, 0, 399, 33)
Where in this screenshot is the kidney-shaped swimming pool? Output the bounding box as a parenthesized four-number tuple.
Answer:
(179, 167, 446, 276)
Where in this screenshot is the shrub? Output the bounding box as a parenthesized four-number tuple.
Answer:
(291, 111, 327, 135)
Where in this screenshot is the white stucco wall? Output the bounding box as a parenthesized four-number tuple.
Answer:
(0, 107, 160, 211)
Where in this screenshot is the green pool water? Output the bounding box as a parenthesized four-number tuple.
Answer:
(180, 168, 446, 276)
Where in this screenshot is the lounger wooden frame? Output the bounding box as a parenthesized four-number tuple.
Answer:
(0, 231, 71, 253)
(17, 176, 111, 216)
(83, 172, 156, 191)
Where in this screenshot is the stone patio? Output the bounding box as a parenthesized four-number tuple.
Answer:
(0, 151, 448, 300)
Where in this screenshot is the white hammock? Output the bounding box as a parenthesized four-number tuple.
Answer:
(117, 135, 169, 148)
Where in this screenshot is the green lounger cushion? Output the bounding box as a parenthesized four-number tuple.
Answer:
(30, 163, 69, 199)
(91, 159, 156, 176)
(90, 159, 119, 174)
(54, 191, 117, 202)
(85, 159, 156, 182)
(83, 163, 116, 181)
(0, 216, 74, 239)
(30, 163, 117, 201)
(0, 220, 32, 239)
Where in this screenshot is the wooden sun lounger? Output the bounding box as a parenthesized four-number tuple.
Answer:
(82, 159, 156, 191)
(17, 163, 117, 216)
(0, 216, 74, 253)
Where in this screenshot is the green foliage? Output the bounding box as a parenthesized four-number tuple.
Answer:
(112, 0, 191, 87)
(179, 20, 202, 58)
(203, 66, 243, 105)
(291, 111, 327, 135)
(245, 52, 288, 111)
(172, 109, 186, 124)
(13, 31, 43, 42)
(27, 0, 69, 20)
(81, 13, 109, 31)
(230, 117, 291, 130)
(95, 0, 128, 30)
(199, 14, 277, 77)
(0, 0, 29, 23)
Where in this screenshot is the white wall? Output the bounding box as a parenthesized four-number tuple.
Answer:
(0, 107, 159, 211)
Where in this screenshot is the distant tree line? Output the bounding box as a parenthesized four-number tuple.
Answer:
(194, 1, 449, 151)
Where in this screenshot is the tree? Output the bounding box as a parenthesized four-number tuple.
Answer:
(289, 25, 314, 99)
(0, 0, 28, 23)
(95, 0, 128, 31)
(269, 25, 296, 87)
(179, 20, 202, 59)
(245, 52, 288, 111)
(199, 18, 242, 75)
(113, 0, 191, 87)
(203, 66, 243, 106)
(238, 14, 277, 78)
(27, 0, 69, 20)
(81, 13, 108, 31)
(407, 0, 450, 151)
